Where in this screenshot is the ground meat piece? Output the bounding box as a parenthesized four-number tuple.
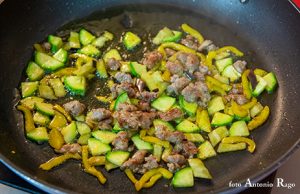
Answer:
(174, 141, 198, 158)
(198, 40, 218, 52)
(111, 83, 136, 98)
(166, 154, 186, 173)
(117, 103, 138, 112)
(233, 60, 247, 74)
(199, 65, 210, 74)
(139, 112, 157, 129)
(181, 81, 211, 107)
(142, 51, 162, 70)
(121, 150, 147, 170)
(193, 71, 205, 81)
(177, 52, 199, 74)
(114, 72, 133, 84)
(107, 58, 121, 71)
(143, 155, 159, 171)
(229, 84, 243, 95)
(167, 75, 191, 95)
(98, 118, 113, 130)
(158, 108, 183, 121)
(63, 100, 86, 117)
(155, 125, 185, 144)
(135, 78, 145, 92)
(224, 94, 248, 105)
(88, 108, 111, 122)
(166, 60, 184, 75)
(42, 42, 51, 52)
(138, 101, 151, 111)
(180, 35, 199, 50)
(112, 131, 129, 151)
(165, 48, 176, 57)
(56, 143, 81, 154)
(136, 91, 158, 102)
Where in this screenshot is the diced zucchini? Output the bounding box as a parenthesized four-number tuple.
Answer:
(20, 96, 44, 110)
(179, 95, 198, 116)
(211, 112, 233, 127)
(208, 126, 229, 147)
(73, 61, 95, 77)
(217, 142, 246, 153)
(215, 57, 233, 72)
(53, 48, 68, 63)
(207, 96, 225, 115)
(263, 72, 278, 93)
(68, 31, 81, 49)
(26, 61, 45, 81)
(33, 112, 50, 126)
(106, 151, 130, 166)
(92, 31, 114, 48)
(151, 96, 176, 112)
(176, 119, 199, 133)
(64, 75, 86, 96)
(92, 130, 117, 144)
(184, 133, 205, 143)
(131, 135, 153, 151)
(35, 52, 64, 72)
(78, 45, 100, 57)
(77, 133, 91, 145)
(141, 71, 168, 94)
(153, 119, 175, 131)
(76, 121, 91, 135)
(49, 78, 66, 98)
(74, 114, 85, 122)
(250, 102, 264, 118)
(215, 51, 230, 60)
(229, 121, 249, 137)
(79, 29, 96, 46)
(197, 141, 217, 160)
(123, 31, 141, 50)
(35, 102, 55, 116)
(114, 92, 131, 110)
(153, 144, 163, 162)
(21, 82, 38, 98)
(196, 109, 212, 132)
(171, 167, 194, 188)
(152, 27, 174, 45)
(38, 84, 57, 100)
(26, 127, 49, 143)
(96, 59, 108, 78)
(88, 138, 111, 156)
(103, 49, 122, 63)
(163, 31, 182, 43)
(48, 35, 63, 53)
(61, 121, 78, 143)
(129, 62, 147, 77)
(252, 75, 267, 97)
(222, 65, 241, 82)
(112, 122, 123, 133)
(188, 158, 212, 179)
(105, 160, 119, 171)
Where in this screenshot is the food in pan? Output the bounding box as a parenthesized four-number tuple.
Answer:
(17, 23, 277, 190)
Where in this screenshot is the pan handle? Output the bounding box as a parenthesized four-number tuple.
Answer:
(289, 0, 300, 13)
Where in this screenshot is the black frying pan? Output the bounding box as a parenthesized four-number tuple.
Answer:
(0, 0, 300, 193)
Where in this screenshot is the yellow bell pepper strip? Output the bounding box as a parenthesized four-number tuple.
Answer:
(141, 136, 170, 148)
(241, 97, 257, 110)
(147, 127, 155, 136)
(52, 67, 76, 77)
(248, 106, 270, 130)
(158, 167, 173, 179)
(162, 70, 171, 82)
(88, 156, 106, 166)
(139, 129, 147, 138)
(206, 51, 217, 69)
(135, 168, 159, 191)
(48, 128, 65, 150)
(254, 68, 268, 77)
(222, 136, 256, 153)
(242, 69, 252, 99)
(143, 173, 163, 188)
(162, 145, 173, 162)
(206, 75, 232, 91)
(82, 146, 107, 184)
(16, 105, 35, 133)
(49, 111, 67, 130)
(181, 23, 204, 44)
(69, 53, 95, 62)
(39, 153, 81, 170)
(231, 101, 248, 118)
(124, 169, 138, 184)
(206, 81, 226, 96)
(53, 104, 72, 122)
(216, 46, 244, 57)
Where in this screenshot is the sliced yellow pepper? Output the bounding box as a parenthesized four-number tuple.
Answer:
(49, 111, 67, 130)
(158, 167, 173, 179)
(248, 106, 270, 130)
(206, 51, 217, 69)
(216, 46, 244, 57)
(206, 75, 232, 91)
(139, 129, 147, 138)
(222, 136, 256, 153)
(143, 173, 163, 188)
(254, 68, 268, 77)
(206, 81, 226, 96)
(95, 95, 112, 103)
(181, 23, 204, 43)
(232, 101, 248, 118)
(141, 136, 170, 148)
(39, 153, 81, 170)
(135, 168, 159, 191)
(125, 169, 138, 184)
(88, 156, 106, 166)
(241, 97, 257, 110)
(162, 70, 171, 82)
(48, 128, 65, 150)
(162, 145, 173, 162)
(82, 146, 107, 184)
(53, 104, 72, 122)
(16, 105, 35, 133)
(242, 69, 252, 99)
(52, 67, 76, 77)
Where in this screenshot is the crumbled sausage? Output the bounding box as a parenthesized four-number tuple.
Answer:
(166, 154, 186, 173)
(165, 48, 176, 57)
(63, 100, 86, 117)
(112, 131, 129, 151)
(158, 108, 183, 121)
(111, 83, 136, 98)
(121, 150, 147, 170)
(198, 40, 218, 52)
(181, 81, 211, 107)
(106, 58, 121, 71)
(177, 52, 199, 74)
(136, 91, 158, 102)
(56, 143, 81, 154)
(180, 35, 199, 50)
(155, 125, 185, 144)
(142, 51, 162, 70)
(233, 60, 247, 74)
(167, 75, 191, 95)
(166, 60, 184, 75)
(114, 72, 133, 84)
